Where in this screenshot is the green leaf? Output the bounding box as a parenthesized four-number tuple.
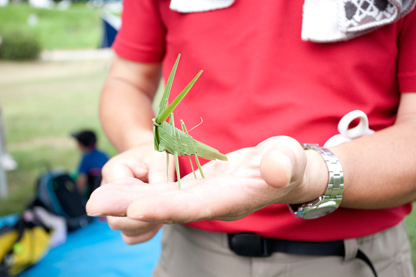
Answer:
(155, 54, 181, 123)
(156, 70, 203, 124)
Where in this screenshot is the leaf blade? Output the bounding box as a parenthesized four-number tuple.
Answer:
(156, 70, 203, 124)
(155, 54, 181, 122)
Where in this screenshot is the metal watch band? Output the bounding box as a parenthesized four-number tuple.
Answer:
(302, 144, 344, 203)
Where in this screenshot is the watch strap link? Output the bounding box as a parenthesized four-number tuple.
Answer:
(302, 144, 344, 203)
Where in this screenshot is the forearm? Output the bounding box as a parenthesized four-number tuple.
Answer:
(262, 94, 416, 210)
(321, 93, 416, 209)
(100, 79, 154, 151)
(331, 113, 416, 209)
(99, 56, 161, 152)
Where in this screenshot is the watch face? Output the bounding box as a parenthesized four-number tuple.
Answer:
(295, 199, 340, 219)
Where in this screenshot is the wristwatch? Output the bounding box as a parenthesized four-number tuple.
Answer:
(288, 144, 344, 219)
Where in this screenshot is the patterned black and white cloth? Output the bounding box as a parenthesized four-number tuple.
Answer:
(169, 0, 415, 42)
(302, 0, 416, 42)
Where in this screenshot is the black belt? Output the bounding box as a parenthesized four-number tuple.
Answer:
(228, 233, 377, 277)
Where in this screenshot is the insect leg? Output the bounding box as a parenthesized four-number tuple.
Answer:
(166, 152, 169, 183)
(174, 152, 181, 189)
(170, 113, 182, 189)
(181, 119, 205, 179)
(180, 119, 205, 179)
(188, 157, 197, 179)
(194, 154, 205, 179)
(180, 120, 197, 179)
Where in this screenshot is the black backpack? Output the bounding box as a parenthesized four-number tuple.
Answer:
(33, 169, 92, 231)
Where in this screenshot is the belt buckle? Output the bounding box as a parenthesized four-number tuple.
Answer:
(228, 233, 271, 257)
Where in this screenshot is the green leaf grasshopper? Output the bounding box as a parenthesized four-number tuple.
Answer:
(153, 54, 228, 188)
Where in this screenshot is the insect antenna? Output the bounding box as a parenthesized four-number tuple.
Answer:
(187, 117, 204, 133)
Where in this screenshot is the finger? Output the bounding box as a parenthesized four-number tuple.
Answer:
(126, 177, 259, 223)
(131, 162, 150, 183)
(148, 152, 174, 184)
(107, 216, 161, 236)
(102, 159, 149, 184)
(107, 216, 162, 245)
(86, 178, 148, 216)
(121, 224, 162, 245)
(126, 188, 205, 223)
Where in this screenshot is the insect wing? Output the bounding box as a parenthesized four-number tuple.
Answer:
(156, 122, 227, 161)
(192, 139, 228, 161)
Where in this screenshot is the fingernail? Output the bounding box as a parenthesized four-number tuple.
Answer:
(87, 213, 104, 217)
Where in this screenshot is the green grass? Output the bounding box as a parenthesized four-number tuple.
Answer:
(406, 213, 416, 272)
(0, 3, 102, 50)
(0, 59, 117, 215)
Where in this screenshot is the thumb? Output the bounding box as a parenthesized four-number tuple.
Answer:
(260, 136, 305, 188)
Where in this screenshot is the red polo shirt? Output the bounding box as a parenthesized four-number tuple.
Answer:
(113, 0, 415, 240)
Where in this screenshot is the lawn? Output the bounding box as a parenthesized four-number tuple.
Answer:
(0, 59, 117, 215)
(0, 2, 102, 49)
(0, 1, 112, 212)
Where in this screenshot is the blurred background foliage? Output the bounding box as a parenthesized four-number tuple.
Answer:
(0, 59, 117, 215)
(0, 2, 101, 50)
(0, 1, 116, 214)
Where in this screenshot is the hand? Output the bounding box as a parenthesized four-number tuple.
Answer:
(100, 142, 174, 185)
(88, 142, 174, 244)
(87, 136, 327, 226)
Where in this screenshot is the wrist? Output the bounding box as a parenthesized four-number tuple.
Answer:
(289, 144, 344, 219)
(302, 149, 330, 202)
(286, 148, 328, 204)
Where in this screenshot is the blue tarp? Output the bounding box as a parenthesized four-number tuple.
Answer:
(4, 217, 162, 277)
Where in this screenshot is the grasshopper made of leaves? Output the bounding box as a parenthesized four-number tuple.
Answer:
(153, 54, 228, 189)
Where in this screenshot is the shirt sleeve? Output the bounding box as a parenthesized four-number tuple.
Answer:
(398, 8, 416, 93)
(112, 0, 166, 63)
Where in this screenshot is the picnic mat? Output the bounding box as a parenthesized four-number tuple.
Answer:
(0, 215, 162, 277)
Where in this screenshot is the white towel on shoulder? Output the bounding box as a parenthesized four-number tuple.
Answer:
(169, 0, 415, 42)
(169, 0, 234, 13)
